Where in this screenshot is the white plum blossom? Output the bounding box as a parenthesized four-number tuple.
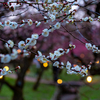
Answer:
(40, 57, 48, 63)
(18, 41, 25, 49)
(85, 43, 92, 50)
(82, 17, 89, 22)
(10, 22, 18, 29)
(37, 51, 42, 56)
(53, 61, 59, 67)
(23, 50, 29, 57)
(79, 68, 88, 77)
(35, 21, 41, 27)
(35, 51, 43, 59)
(1, 54, 11, 63)
(44, 16, 48, 23)
(29, 38, 37, 46)
(19, 20, 25, 27)
(89, 17, 93, 22)
(60, 62, 64, 69)
(50, 14, 56, 22)
(98, 16, 100, 19)
(92, 45, 98, 53)
(1, 68, 8, 75)
(42, 29, 49, 37)
(65, 49, 69, 54)
(25, 38, 31, 44)
(5, 20, 11, 26)
(11, 53, 18, 60)
(28, 19, 33, 26)
(49, 53, 54, 60)
(7, 40, 14, 48)
(72, 65, 81, 71)
(31, 34, 39, 39)
(35, 51, 48, 63)
(66, 61, 71, 70)
(54, 22, 61, 29)
(57, 48, 65, 55)
(12, 49, 18, 55)
(54, 50, 61, 57)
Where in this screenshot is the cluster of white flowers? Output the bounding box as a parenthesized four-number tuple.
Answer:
(53, 60, 91, 77)
(0, 66, 20, 77)
(35, 44, 75, 63)
(1, 0, 99, 78)
(0, 68, 12, 76)
(5, 40, 14, 49)
(42, 2, 74, 23)
(48, 48, 68, 60)
(18, 34, 38, 49)
(0, 49, 18, 63)
(35, 51, 50, 63)
(67, 63, 89, 77)
(0, 20, 18, 29)
(85, 43, 100, 53)
(82, 17, 93, 22)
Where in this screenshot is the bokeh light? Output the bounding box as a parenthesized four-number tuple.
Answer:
(17, 49, 21, 54)
(4, 66, 9, 71)
(57, 79, 63, 84)
(43, 62, 48, 67)
(0, 75, 3, 79)
(87, 76, 92, 83)
(96, 60, 99, 64)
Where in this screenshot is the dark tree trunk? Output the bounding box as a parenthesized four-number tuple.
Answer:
(13, 88, 24, 100)
(12, 54, 34, 100)
(52, 82, 83, 100)
(33, 66, 44, 90)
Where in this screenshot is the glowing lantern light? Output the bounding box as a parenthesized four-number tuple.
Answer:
(96, 60, 99, 64)
(57, 79, 63, 84)
(17, 49, 21, 54)
(43, 62, 48, 67)
(0, 75, 3, 79)
(87, 76, 92, 83)
(4, 66, 9, 71)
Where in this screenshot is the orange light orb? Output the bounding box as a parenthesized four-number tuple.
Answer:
(57, 79, 63, 84)
(43, 62, 48, 67)
(0, 75, 3, 79)
(17, 49, 21, 54)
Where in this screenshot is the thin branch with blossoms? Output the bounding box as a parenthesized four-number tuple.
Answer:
(0, 0, 100, 78)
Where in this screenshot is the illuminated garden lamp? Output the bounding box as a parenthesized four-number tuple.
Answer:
(17, 49, 21, 54)
(0, 75, 3, 79)
(57, 79, 63, 84)
(4, 66, 9, 71)
(87, 76, 92, 83)
(43, 62, 48, 67)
